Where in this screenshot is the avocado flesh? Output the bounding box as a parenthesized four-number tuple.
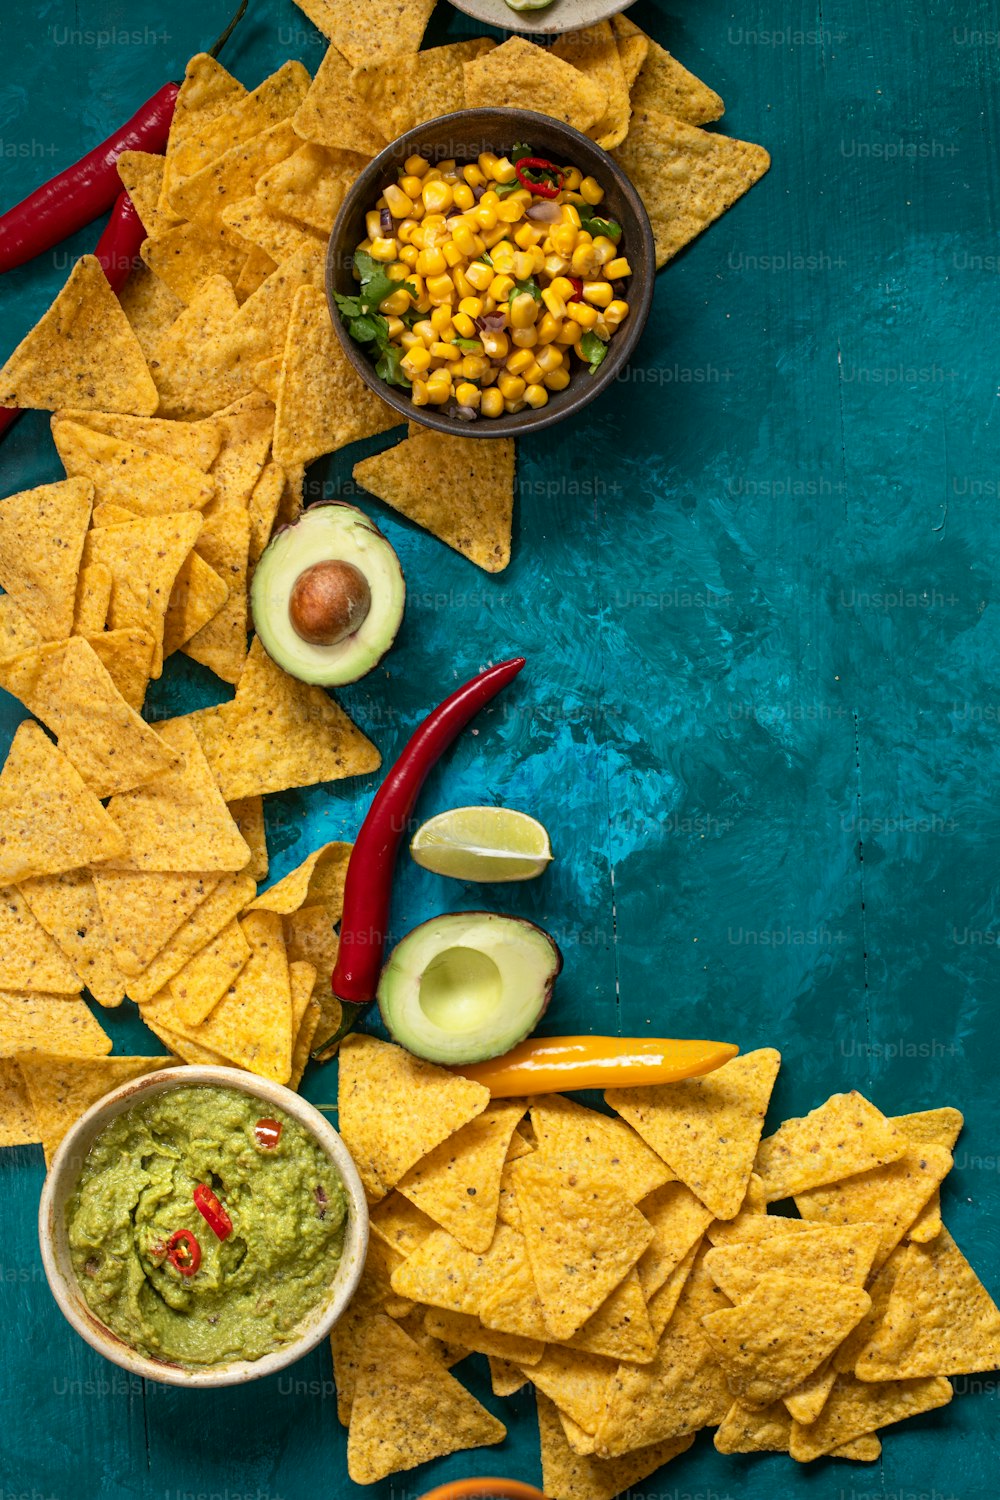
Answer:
(251, 503, 404, 686)
(377, 911, 562, 1065)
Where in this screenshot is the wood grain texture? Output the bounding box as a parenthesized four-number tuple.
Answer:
(1, 0, 997, 1495)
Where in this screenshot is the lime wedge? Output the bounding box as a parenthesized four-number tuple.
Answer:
(410, 807, 553, 882)
(504, 0, 555, 10)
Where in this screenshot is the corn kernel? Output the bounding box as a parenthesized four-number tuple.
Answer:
(455, 381, 481, 408)
(405, 272, 425, 299)
(496, 198, 525, 224)
(387, 261, 411, 282)
(543, 366, 571, 391)
(453, 182, 475, 211)
(482, 295, 497, 314)
(491, 242, 516, 273)
(582, 280, 613, 308)
(544, 254, 571, 279)
(413, 319, 436, 347)
(541, 287, 566, 320)
(399, 329, 422, 352)
(414, 295, 432, 313)
(522, 359, 545, 385)
(514, 222, 541, 250)
(481, 387, 504, 418)
(426, 273, 455, 304)
(386, 316, 405, 339)
(562, 166, 582, 191)
(369, 236, 398, 262)
(536, 311, 561, 344)
(551, 225, 577, 259)
(492, 155, 517, 184)
(422, 180, 454, 214)
(357, 239, 372, 254)
(509, 291, 539, 329)
(497, 372, 526, 400)
(424, 167, 442, 182)
(404, 154, 429, 177)
(589, 236, 615, 267)
(452, 311, 477, 339)
(504, 398, 526, 414)
(593, 317, 611, 341)
(398, 243, 419, 268)
(511, 326, 538, 349)
(535, 344, 564, 374)
(566, 300, 598, 329)
(416, 246, 447, 278)
(555, 319, 582, 344)
(398, 219, 419, 244)
(384, 184, 413, 218)
(605, 256, 632, 280)
(426, 381, 453, 406)
(478, 151, 499, 177)
(401, 345, 432, 375)
(604, 299, 629, 330)
(410, 224, 427, 249)
(451, 222, 477, 259)
(480, 224, 508, 249)
(488, 273, 515, 301)
(463, 163, 487, 188)
(399, 174, 425, 199)
(579, 175, 604, 205)
(439, 159, 457, 177)
(480, 329, 509, 359)
(524, 383, 548, 409)
(379, 288, 411, 316)
(548, 276, 575, 302)
(429, 304, 453, 334)
(508, 251, 531, 281)
(430, 342, 461, 362)
(461, 354, 489, 380)
(452, 269, 474, 300)
(529, 246, 546, 273)
(472, 204, 498, 231)
(365, 210, 383, 241)
(506, 348, 533, 375)
(410, 377, 429, 406)
(480, 366, 498, 386)
(443, 241, 464, 269)
(408, 198, 425, 221)
(459, 295, 484, 318)
(570, 243, 598, 277)
(562, 203, 582, 229)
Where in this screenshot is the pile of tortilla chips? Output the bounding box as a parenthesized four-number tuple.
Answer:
(333, 1036, 1000, 1496)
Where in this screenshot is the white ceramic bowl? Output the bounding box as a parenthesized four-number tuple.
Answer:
(38, 1064, 369, 1388)
(447, 0, 637, 36)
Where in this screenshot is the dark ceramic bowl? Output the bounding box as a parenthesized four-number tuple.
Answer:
(326, 107, 655, 439)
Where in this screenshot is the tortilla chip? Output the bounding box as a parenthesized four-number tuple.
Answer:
(0, 596, 42, 660)
(511, 1155, 653, 1339)
(894, 1107, 964, 1242)
(424, 1308, 544, 1368)
(116, 150, 174, 238)
(93, 869, 221, 978)
(395, 1099, 526, 1253)
(702, 1275, 872, 1407)
(103, 718, 250, 872)
(72, 563, 112, 636)
(208, 393, 276, 510)
(0, 636, 178, 798)
(464, 38, 608, 134)
(141, 1018, 231, 1067)
(328, 1237, 407, 1422)
(552, 22, 631, 150)
(530, 1094, 673, 1204)
(275, 462, 305, 529)
(0, 256, 158, 414)
(187, 636, 380, 798)
(163, 552, 229, 659)
(227, 797, 267, 883)
(292, 45, 388, 157)
(0, 992, 111, 1058)
(247, 461, 285, 568)
(634, 1181, 714, 1297)
(54, 420, 216, 519)
(610, 13, 648, 88)
(256, 142, 366, 234)
(795, 1145, 954, 1271)
(122, 871, 256, 1003)
(148, 275, 245, 419)
(647, 1237, 701, 1337)
(349, 39, 494, 141)
(167, 62, 310, 193)
(705, 1224, 882, 1302)
(613, 109, 770, 269)
(118, 265, 184, 366)
(353, 428, 514, 572)
(247, 840, 351, 918)
(0, 1059, 39, 1146)
(607, 1048, 781, 1222)
(490, 1357, 528, 1398)
(283, 903, 338, 987)
(783, 1358, 839, 1424)
(338, 1033, 489, 1201)
(538, 1392, 695, 1500)
(235, 245, 279, 303)
(160, 919, 253, 1027)
(0, 886, 81, 993)
(158, 52, 247, 211)
(0, 476, 92, 640)
(289, 972, 320, 1090)
(370, 1191, 437, 1258)
(0, 722, 126, 883)
(18, 868, 131, 1007)
(182, 505, 251, 684)
(790, 1373, 951, 1461)
(564, 1268, 657, 1363)
(19, 1053, 176, 1164)
(313, 0, 435, 67)
(54, 409, 222, 470)
(855, 1228, 1000, 1380)
(171, 120, 304, 238)
(392, 1221, 548, 1341)
(274, 287, 400, 466)
(615, 16, 724, 124)
(347, 1314, 505, 1484)
(756, 1091, 908, 1201)
(85, 510, 202, 675)
(221, 199, 326, 264)
(523, 1345, 618, 1434)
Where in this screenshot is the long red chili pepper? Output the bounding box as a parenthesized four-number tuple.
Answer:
(514, 156, 565, 200)
(313, 657, 526, 1058)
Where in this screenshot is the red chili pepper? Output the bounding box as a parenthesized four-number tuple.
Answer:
(567, 277, 584, 302)
(193, 1183, 233, 1241)
(165, 1228, 201, 1276)
(314, 657, 526, 1058)
(514, 156, 565, 200)
(254, 1118, 282, 1150)
(94, 191, 147, 294)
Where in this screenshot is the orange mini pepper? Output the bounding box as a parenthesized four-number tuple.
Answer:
(451, 1036, 738, 1098)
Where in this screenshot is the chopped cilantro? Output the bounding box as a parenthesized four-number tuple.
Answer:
(578, 205, 622, 243)
(509, 277, 542, 304)
(454, 337, 483, 352)
(579, 330, 609, 375)
(333, 250, 417, 390)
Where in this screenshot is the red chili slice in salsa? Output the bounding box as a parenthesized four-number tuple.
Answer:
(165, 1228, 201, 1276)
(254, 1117, 282, 1150)
(193, 1183, 232, 1241)
(514, 156, 564, 200)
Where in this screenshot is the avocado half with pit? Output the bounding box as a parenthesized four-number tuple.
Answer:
(250, 502, 405, 685)
(377, 911, 563, 1066)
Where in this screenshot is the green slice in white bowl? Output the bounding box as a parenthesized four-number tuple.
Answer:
(410, 806, 553, 882)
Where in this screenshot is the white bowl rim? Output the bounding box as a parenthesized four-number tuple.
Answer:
(38, 1064, 369, 1389)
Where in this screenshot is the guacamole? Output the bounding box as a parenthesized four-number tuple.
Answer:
(66, 1085, 348, 1366)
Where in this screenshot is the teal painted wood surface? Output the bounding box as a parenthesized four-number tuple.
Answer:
(1, 0, 999, 1494)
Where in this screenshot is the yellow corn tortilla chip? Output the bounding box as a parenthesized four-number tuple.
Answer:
(423, 1308, 544, 1368)
(18, 869, 130, 1008)
(247, 461, 285, 568)
(613, 109, 770, 269)
(292, 46, 388, 157)
(161, 918, 252, 1027)
(158, 52, 247, 211)
(235, 245, 278, 302)
(274, 286, 400, 466)
(170, 120, 303, 235)
(252, 354, 282, 403)
(103, 718, 250, 873)
(795, 1145, 954, 1271)
(370, 1191, 437, 1258)
(610, 13, 648, 89)
(163, 552, 229, 659)
(228, 797, 267, 883)
(783, 1358, 838, 1424)
(148, 275, 245, 419)
(116, 150, 174, 238)
(208, 393, 276, 510)
(338, 1033, 489, 1201)
(0, 256, 158, 415)
(330, 1235, 417, 1423)
(187, 635, 380, 799)
(210, 243, 328, 408)
(0, 991, 111, 1058)
(122, 872, 255, 1003)
(248, 841, 351, 918)
(705, 1171, 769, 1243)
(894, 1107, 964, 1242)
(855, 1227, 1000, 1380)
(19, 1053, 176, 1164)
(289, 959, 320, 1088)
(715, 1399, 882, 1458)
(705, 1223, 882, 1302)
(395, 1099, 526, 1253)
(143, 219, 250, 305)
(756, 1091, 908, 1201)
(53, 419, 216, 518)
(85, 510, 202, 676)
(349, 39, 494, 141)
(557, 1410, 597, 1456)
(93, 870, 222, 978)
(118, 265, 184, 367)
(289, 995, 321, 1091)
(552, 21, 631, 150)
(607, 1048, 781, 1222)
(0, 596, 42, 660)
(647, 1237, 701, 1337)
(701, 1275, 872, 1407)
(353, 429, 514, 572)
(392, 1220, 548, 1341)
(282, 904, 339, 1036)
(531, 1093, 674, 1203)
(522, 1346, 618, 1434)
(0, 886, 81, 993)
(275, 461, 304, 529)
(511, 1154, 654, 1340)
(256, 142, 366, 234)
(83, 630, 156, 713)
(182, 505, 251, 684)
(563, 1268, 657, 1363)
(790, 1372, 951, 1461)
(0, 1059, 39, 1146)
(221, 199, 325, 264)
(347, 1314, 505, 1484)
(615, 16, 725, 124)
(53, 409, 222, 470)
(463, 38, 608, 134)
(309, 0, 435, 67)
(72, 563, 112, 635)
(168, 62, 310, 192)
(0, 636, 178, 798)
(0, 476, 93, 641)
(490, 1357, 528, 1398)
(0, 722, 126, 883)
(634, 1180, 714, 1297)
(141, 1017, 231, 1067)
(538, 1392, 695, 1500)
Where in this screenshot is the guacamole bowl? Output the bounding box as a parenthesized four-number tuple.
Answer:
(38, 1065, 369, 1387)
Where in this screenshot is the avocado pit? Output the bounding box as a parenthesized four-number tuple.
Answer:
(289, 560, 372, 646)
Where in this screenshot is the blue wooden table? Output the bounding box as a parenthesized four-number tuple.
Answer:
(1, 0, 998, 1495)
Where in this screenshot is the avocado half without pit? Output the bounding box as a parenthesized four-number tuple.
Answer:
(250, 502, 405, 685)
(377, 912, 563, 1066)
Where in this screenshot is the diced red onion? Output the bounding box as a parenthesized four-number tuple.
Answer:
(380, 208, 393, 236)
(475, 311, 506, 332)
(453, 404, 478, 421)
(526, 200, 561, 223)
(471, 182, 486, 202)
